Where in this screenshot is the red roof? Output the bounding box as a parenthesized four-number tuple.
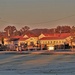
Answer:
(25, 34, 35, 37)
(42, 33, 71, 37)
(9, 35, 29, 41)
(19, 38, 28, 41)
(60, 33, 71, 37)
(40, 37, 66, 40)
(9, 35, 23, 41)
(40, 33, 71, 40)
(42, 33, 54, 37)
(11, 35, 23, 39)
(23, 31, 37, 37)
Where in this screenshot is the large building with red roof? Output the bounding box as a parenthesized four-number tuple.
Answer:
(39, 33, 72, 46)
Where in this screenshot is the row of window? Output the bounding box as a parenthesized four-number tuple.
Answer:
(42, 40, 65, 44)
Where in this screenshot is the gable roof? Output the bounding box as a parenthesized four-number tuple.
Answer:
(60, 33, 71, 37)
(40, 33, 71, 40)
(40, 37, 66, 40)
(41, 33, 71, 37)
(41, 33, 54, 37)
(23, 31, 37, 37)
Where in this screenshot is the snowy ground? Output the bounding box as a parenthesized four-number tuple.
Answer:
(0, 52, 75, 75)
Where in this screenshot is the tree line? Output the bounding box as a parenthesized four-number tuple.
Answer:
(0, 25, 75, 37)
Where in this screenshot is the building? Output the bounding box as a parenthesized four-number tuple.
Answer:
(9, 32, 38, 47)
(39, 33, 71, 47)
(1, 31, 75, 51)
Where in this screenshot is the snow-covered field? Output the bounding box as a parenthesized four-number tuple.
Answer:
(0, 52, 75, 75)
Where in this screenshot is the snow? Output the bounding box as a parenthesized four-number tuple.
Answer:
(0, 52, 75, 75)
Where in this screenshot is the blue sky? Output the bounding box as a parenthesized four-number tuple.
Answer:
(0, 0, 75, 31)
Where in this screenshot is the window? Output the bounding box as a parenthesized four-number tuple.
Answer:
(59, 41, 61, 43)
(56, 41, 58, 43)
(54, 41, 55, 44)
(50, 41, 52, 44)
(46, 41, 49, 44)
(45, 41, 47, 44)
(62, 41, 64, 43)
